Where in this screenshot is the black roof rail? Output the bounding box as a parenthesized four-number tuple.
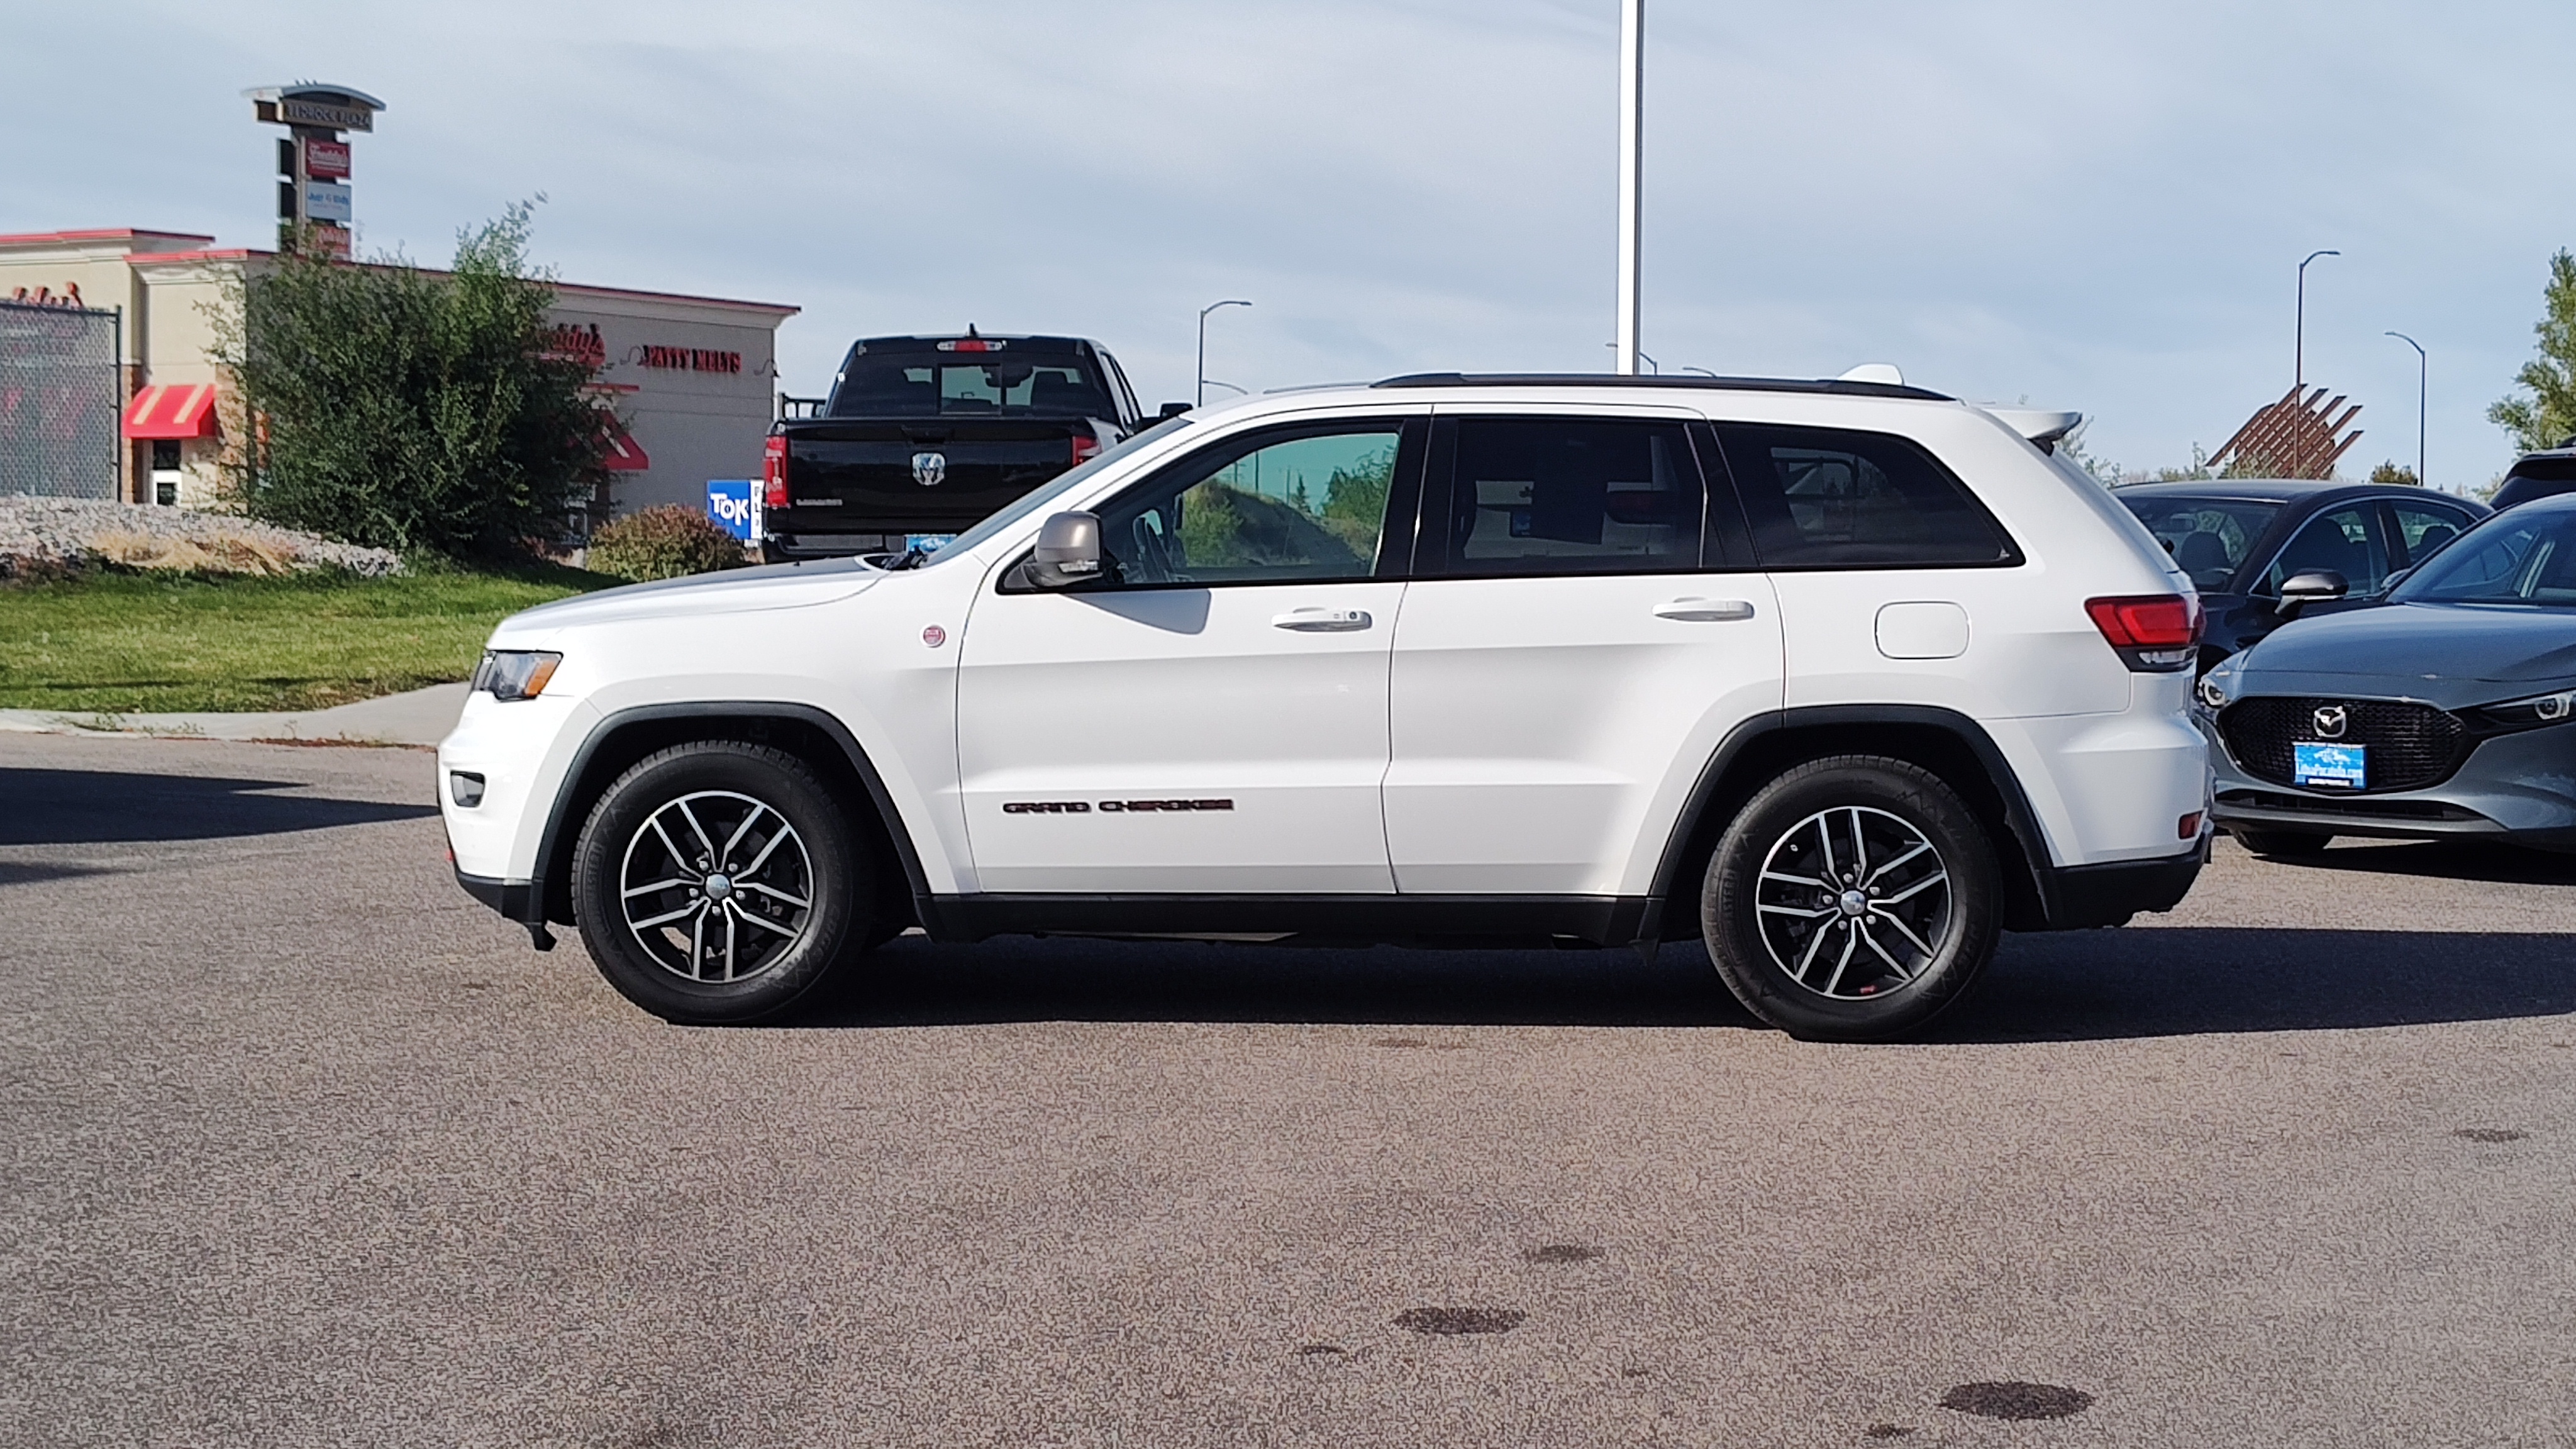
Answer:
(1369, 372, 1953, 402)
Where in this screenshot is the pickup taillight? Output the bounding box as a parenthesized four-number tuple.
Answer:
(763, 435, 789, 508)
(1071, 432, 1102, 465)
(2085, 594, 2201, 672)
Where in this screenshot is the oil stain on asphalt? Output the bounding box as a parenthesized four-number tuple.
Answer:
(2456, 1128, 2528, 1143)
(1523, 1244, 1603, 1263)
(1394, 1307, 1526, 1335)
(1940, 1382, 2095, 1419)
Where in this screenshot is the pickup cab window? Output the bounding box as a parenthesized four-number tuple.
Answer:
(829, 355, 1112, 419)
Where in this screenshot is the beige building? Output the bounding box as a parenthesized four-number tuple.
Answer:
(0, 228, 797, 523)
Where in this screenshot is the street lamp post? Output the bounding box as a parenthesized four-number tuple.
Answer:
(1197, 299, 1252, 408)
(2296, 248, 2339, 388)
(2386, 330, 2427, 487)
(1614, 0, 1645, 377)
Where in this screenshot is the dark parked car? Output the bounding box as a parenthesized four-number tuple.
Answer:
(2197, 491, 2576, 855)
(2115, 480, 2487, 672)
(2491, 443, 2576, 511)
(762, 332, 1177, 561)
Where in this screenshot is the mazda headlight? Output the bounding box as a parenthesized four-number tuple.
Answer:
(2469, 687, 2576, 733)
(472, 650, 562, 701)
(2196, 674, 2229, 711)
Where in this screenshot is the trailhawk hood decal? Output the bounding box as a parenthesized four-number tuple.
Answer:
(496, 558, 883, 634)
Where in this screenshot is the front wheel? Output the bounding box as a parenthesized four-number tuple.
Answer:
(1701, 756, 2001, 1041)
(572, 741, 870, 1024)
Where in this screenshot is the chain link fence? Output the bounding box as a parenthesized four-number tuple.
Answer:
(0, 300, 121, 500)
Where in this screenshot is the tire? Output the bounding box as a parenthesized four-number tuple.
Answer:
(2230, 827, 2331, 857)
(1701, 755, 2002, 1041)
(572, 740, 871, 1024)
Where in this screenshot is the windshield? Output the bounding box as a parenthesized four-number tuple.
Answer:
(828, 350, 1112, 419)
(2390, 504, 2576, 607)
(2118, 496, 2280, 592)
(911, 420, 1194, 567)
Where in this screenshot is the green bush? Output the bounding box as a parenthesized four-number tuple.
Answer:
(213, 204, 607, 558)
(586, 504, 747, 582)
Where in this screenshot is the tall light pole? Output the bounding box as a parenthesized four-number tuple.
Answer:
(2386, 330, 2426, 487)
(2295, 249, 2338, 388)
(1614, 0, 1645, 377)
(1197, 299, 1251, 407)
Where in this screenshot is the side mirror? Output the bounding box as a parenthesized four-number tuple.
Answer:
(1025, 511, 1105, 589)
(2275, 569, 2348, 619)
(1157, 401, 1191, 421)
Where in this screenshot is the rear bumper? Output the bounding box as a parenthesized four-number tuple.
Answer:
(2024, 839, 2207, 930)
(455, 867, 536, 922)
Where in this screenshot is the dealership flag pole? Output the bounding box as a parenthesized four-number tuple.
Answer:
(1615, 0, 1644, 377)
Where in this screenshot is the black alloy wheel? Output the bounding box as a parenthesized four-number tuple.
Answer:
(572, 741, 871, 1024)
(1702, 755, 2001, 1041)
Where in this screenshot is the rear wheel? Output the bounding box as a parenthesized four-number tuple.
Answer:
(2231, 827, 2332, 857)
(1701, 756, 2001, 1041)
(572, 741, 870, 1024)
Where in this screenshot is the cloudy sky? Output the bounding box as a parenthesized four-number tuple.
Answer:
(12, 1, 2572, 488)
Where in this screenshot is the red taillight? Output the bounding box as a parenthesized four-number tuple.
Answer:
(1071, 433, 1102, 465)
(2085, 594, 2201, 672)
(2085, 594, 2199, 648)
(763, 435, 789, 508)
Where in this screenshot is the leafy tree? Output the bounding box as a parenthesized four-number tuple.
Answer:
(212, 205, 608, 556)
(2054, 426, 2124, 487)
(1319, 445, 1394, 550)
(2368, 461, 2421, 486)
(2489, 248, 2576, 454)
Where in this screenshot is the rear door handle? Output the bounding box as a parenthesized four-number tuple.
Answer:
(1653, 597, 1757, 622)
(1272, 607, 1373, 631)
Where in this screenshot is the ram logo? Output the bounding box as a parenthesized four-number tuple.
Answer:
(911, 451, 947, 487)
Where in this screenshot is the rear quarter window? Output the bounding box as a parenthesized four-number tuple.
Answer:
(1713, 423, 2018, 569)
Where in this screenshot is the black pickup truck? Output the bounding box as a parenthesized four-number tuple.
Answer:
(762, 332, 1165, 559)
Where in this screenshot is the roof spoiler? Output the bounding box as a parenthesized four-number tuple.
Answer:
(1982, 407, 2084, 453)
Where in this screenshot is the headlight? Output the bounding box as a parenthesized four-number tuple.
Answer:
(472, 650, 562, 701)
(2469, 687, 2576, 733)
(2196, 674, 2229, 711)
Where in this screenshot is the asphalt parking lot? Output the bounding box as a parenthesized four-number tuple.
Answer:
(3, 732, 2571, 1447)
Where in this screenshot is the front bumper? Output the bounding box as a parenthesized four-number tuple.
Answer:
(2203, 712, 2576, 847)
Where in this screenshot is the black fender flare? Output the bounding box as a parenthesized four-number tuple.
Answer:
(524, 701, 935, 930)
(1642, 704, 2062, 936)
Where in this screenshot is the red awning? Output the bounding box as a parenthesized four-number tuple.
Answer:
(600, 415, 650, 471)
(123, 384, 220, 440)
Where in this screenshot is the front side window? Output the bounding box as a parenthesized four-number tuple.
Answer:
(1428, 418, 1703, 575)
(2257, 506, 2390, 596)
(1716, 424, 2015, 568)
(1082, 421, 1413, 587)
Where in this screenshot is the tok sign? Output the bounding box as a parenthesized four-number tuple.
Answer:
(705, 480, 762, 541)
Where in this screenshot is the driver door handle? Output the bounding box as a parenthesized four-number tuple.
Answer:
(1272, 607, 1372, 632)
(1653, 597, 1757, 622)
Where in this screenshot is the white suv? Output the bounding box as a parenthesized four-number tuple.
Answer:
(441, 374, 2209, 1040)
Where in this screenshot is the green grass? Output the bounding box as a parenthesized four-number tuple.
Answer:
(0, 560, 616, 714)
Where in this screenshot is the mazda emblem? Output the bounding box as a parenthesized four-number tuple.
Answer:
(2312, 704, 2348, 739)
(911, 451, 947, 487)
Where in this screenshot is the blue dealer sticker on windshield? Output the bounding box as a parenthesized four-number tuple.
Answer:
(2293, 741, 2366, 789)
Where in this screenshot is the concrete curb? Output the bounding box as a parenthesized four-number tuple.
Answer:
(0, 681, 467, 748)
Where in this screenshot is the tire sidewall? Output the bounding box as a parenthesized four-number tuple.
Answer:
(573, 743, 867, 1024)
(1702, 757, 2000, 1041)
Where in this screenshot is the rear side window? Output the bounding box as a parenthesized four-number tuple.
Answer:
(1715, 423, 2016, 568)
(1425, 418, 1704, 576)
(2389, 501, 2473, 569)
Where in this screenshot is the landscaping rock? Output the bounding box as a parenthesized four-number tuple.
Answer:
(0, 496, 402, 578)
